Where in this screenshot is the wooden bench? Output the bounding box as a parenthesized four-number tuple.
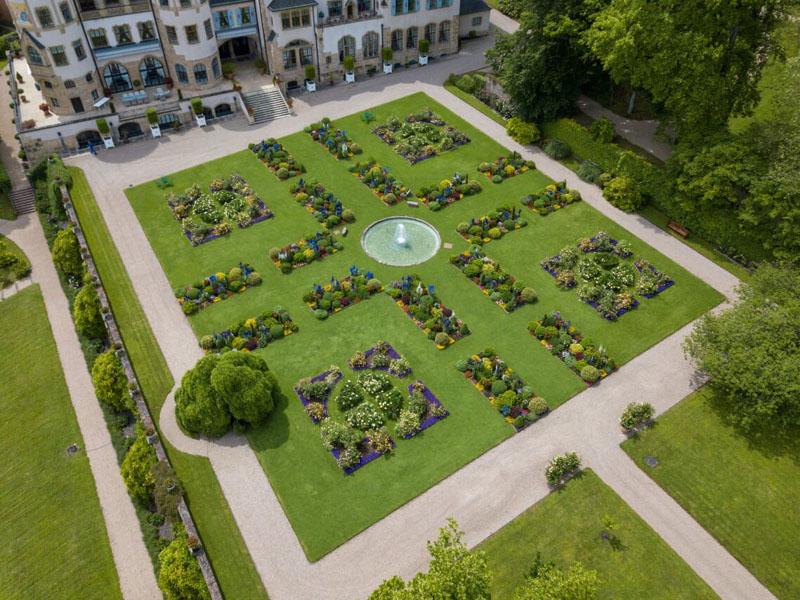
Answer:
(667, 220, 689, 237)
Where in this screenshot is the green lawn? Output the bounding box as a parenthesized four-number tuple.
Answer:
(125, 91, 722, 560)
(68, 168, 268, 600)
(0, 285, 122, 599)
(478, 469, 716, 599)
(622, 387, 800, 599)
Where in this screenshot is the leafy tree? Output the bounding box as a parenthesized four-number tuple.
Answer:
(157, 528, 210, 600)
(91, 349, 130, 412)
(369, 519, 491, 599)
(73, 282, 105, 339)
(175, 352, 280, 438)
(51, 225, 82, 276)
(587, 0, 791, 138)
(684, 264, 800, 430)
(121, 430, 158, 504)
(602, 176, 642, 212)
(589, 117, 614, 143)
(513, 562, 600, 599)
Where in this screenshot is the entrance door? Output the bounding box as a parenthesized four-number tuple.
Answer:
(219, 41, 231, 60)
(232, 36, 250, 58)
(70, 97, 84, 113)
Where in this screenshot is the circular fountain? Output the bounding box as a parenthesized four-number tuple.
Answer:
(361, 217, 441, 266)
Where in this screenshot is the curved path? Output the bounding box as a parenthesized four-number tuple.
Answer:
(69, 36, 769, 600)
(0, 215, 161, 600)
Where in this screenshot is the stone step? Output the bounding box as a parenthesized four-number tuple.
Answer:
(242, 88, 290, 125)
(9, 186, 35, 215)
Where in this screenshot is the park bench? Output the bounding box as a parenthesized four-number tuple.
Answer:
(667, 220, 689, 237)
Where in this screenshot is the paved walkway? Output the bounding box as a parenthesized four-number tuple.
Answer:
(0, 274, 33, 300)
(68, 44, 768, 600)
(0, 214, 161, 600)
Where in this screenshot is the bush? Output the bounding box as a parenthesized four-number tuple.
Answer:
(544, 139, 571, 160)
(603, 176, 643, 213)
(434, 332, 450, 346)
(121, 430, 157, 504)
(336, 379, 364, 411)
(589, 117, 615, 143)
(341, 208, 355, 222)
(454, 73, 481, 94)
(343, 55, 355, 72)
(395, 409, 421, 437)
(151, 461, 182, 520)
(541, 119, 620, 171)
(92, 350, 130, 412)
(520, 287, 537, 304)
(73, 282, 105, 339)
(347, 402, 385, 431)
(506, 118, 540, 145)
(529, 397, 549, 416)
(52, 226, 82, 276)
(245, 272, 262, 286)
(577, 160, 603, 183)
(620, 402, 655, 431)
(544, 451, 581, 486)
(320, 417, 361, 449)
(491, 380, 507, 396)
(157, 529, 211, 600)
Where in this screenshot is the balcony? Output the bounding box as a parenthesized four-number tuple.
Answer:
(93, 39, 162, 60)
(214, 24, 259, 40)
(318, 10, 381, 27)
(79, 0, 151, 20)
(210, 0, 254, 6)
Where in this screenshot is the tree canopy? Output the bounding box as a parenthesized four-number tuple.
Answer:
(121, 429, 158, 504)
(51, 225, 82, 277)
(513, 561, 600, 600)
(157, 528, 211, 600)
(91, 349, 130, 412)
(73, 282, 105, 339)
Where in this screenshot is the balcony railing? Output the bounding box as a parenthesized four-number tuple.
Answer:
(92, 39, 161, 60)
(79, 0, 151, 20)
(317, 10, 381, 27)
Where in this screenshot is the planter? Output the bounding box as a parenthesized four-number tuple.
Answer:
(102, 136, 114, 149)
(383, 62, 393, 74)
(194, 113, 207, 127)
(305, 79, 316, 93)
(419, 54, 428, 66)
(345, 71, 355, 83)
(150, 124, 161, 138)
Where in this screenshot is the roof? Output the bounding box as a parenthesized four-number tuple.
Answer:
(267, 0, 317, 11)
(459, 0, 490, 15)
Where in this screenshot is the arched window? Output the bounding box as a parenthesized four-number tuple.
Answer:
(212, 57, 221, 79)
(175, 63, 188, 83)
(362, 31, 379, 58)
(424, 23, 436, 44)
(406, 26, 417, 50)
(214, 103, 232, 117)
(113, 24, 133, 45)
(193, 63, 208, 84)
(438, 20, 450, 44)
(390, 29, 403, 52)
(76, 130, 103, 149)
(337, 35, 355, 62)
(139, 56, 166, 87)
(27, 46, 43, 65)
(103, 62, 132, 92)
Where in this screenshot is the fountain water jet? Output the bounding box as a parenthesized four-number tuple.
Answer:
(394, 223, 408, 247)
(361, 216, 441, 266)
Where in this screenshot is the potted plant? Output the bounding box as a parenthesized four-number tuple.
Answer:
(146, 107, 161, 138)
(418, 38, 429, 65)
(38, 102, 50, 116)
(191, 98, 206, 127)
(304, 64, 317, 92)
(343, 55, 355, 83)
(382, 47, 393, 74)
(145, 425, 157, 444)
(96, 118, 115, 149)
(187, 535, 201, 555)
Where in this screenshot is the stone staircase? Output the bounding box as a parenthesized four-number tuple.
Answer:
(241, 86, 290, 124)
(9, 186, 35, 215)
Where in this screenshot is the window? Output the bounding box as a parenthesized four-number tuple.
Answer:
(338, 35, 355, 61)
(215, 10, 231, 29)
(159, 0, 168, 6)
(204, 18, 213, 38)
(193, 63, 207, 83)
(185, 25, 198, 43)
(328, 0, 341, 17)
(70, 97, 84, 113)
(212, 57, 220, 79)
(91, 89, 99, 100)
(27, 46, 43, 65)
(363, 31, 379, 58)
(103, 62, 132, 92)
(239, 7, 252, 25)
(35, 7, 54, 28)
(424, 23, 435, 43)
(408, 0, 416, 12)
(140, 56, 166, 86)
(50, 97, 60, 107)
(89, 28, 108, 48)
(78, 0, 95, 10)
(166, 26, 177, 44)
(281, 8, 309, 29)
(406, 27, 417, 49)
(113, 25, 133, 45)
(300, 46, 312, 65)
(471, 15, 481, 26)
(393, 0, 402, 14)
(50, 45, 68, 66)
(64, 79, 76, 88)
(44, 80, 53, 88)
(438, 20, 450, 43)
(138, 21, 156, 41)
(282, 49, 297, 69)
(59, 1, 73, 22)
(180, 0, 191, 6)
(357, 0, 370, 13)
(72, 39, 86, 60)
(85, 72, 93, 82)
(391, 29, 402, 51)
(175, 63, 188, 83)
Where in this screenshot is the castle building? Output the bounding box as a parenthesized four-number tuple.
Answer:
(6, 0, 489, 160)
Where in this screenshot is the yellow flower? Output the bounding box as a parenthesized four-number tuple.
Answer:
(298, 238, 307, 247)
(212, 297, 221, 303)
(245, 318, 257, 329)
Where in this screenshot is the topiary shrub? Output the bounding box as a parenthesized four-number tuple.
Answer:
(121, 429, 157, 504)
(589, 117, 615, 143)
(544, 139, 572, 160)
(51, 226, 83, 276)
(544, 451, 581, 486)
(506, 117, 540, 145)
(245, 272, 262, 286)
(620, 402, 655, 431)
(92, 349, 130, 412)
(603, 176, 643, 213)
(434, 332, 450, 346)
(73, 282, 105, 339)
(520, 287, 538, 304)
(580, 365, 600, 383)
(341, 209, 355, 222)
(491, 380, 507, 396)
(157, 528, 211, 600)
(336, 379, 364, 411)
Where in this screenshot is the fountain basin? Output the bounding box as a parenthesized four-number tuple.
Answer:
(361, 216, 441, 266)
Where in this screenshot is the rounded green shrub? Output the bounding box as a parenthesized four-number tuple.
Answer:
(544, 139, 572, 160)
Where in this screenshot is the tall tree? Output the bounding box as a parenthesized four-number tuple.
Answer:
(513, 562, 600, 600)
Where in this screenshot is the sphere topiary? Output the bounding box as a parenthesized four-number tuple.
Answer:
(491, 380, 507, 396)
(520, 287, 538, 304)
(544, 139, 572, 160)
(580, 365, 600, 383)
(434, 332, 450, 346)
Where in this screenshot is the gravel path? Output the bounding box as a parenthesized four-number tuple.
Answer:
(67, 40, 768, 600)
(0, 214, 161, 600)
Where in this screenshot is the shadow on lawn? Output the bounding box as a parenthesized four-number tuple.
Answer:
(248, 389, 291, 451)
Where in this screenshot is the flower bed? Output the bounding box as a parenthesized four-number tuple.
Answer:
(348, 341, 412, 377)
(540, 231, 672, 321)
(249, 138, 304, 180)
(417, 172, 482, 211)
(372, 109, 470, 164)
(348, 160, 415, 206)
(294, 366, 343, 423)
(305, 117, 363, 159)
(289, 179, 355, 228)
(166, 174, 273, 245)
(456, 205, 527, 245)
(386, 275, 470, 348)
(450, 248, 538, 313)
(269, 230, 342, 273)
(477, 152, 535, 184)
(455, 350, 548, 431)
(527, 311, 617, 384)
(304, 266, 383, 319)
(174, 262, 262, 316)
(521, 181, 581, 216)
(401, 381, 449, 438)
(199, 307, 297, 352)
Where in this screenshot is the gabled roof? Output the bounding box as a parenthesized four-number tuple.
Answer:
(267, 0, 317, 11)
(459, 0, 489, 15)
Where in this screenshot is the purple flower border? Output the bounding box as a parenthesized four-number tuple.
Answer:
(402, 381, 448, 438)
(185, 204, 274, 246)
(349, 343, 412, 378)
(330, 436, 395, 475)
(293, 368, 343, 424)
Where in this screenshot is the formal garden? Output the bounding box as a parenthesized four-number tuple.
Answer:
(125, 92, 723, 562)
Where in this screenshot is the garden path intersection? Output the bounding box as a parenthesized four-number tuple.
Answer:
(69, 32, 768, 600)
